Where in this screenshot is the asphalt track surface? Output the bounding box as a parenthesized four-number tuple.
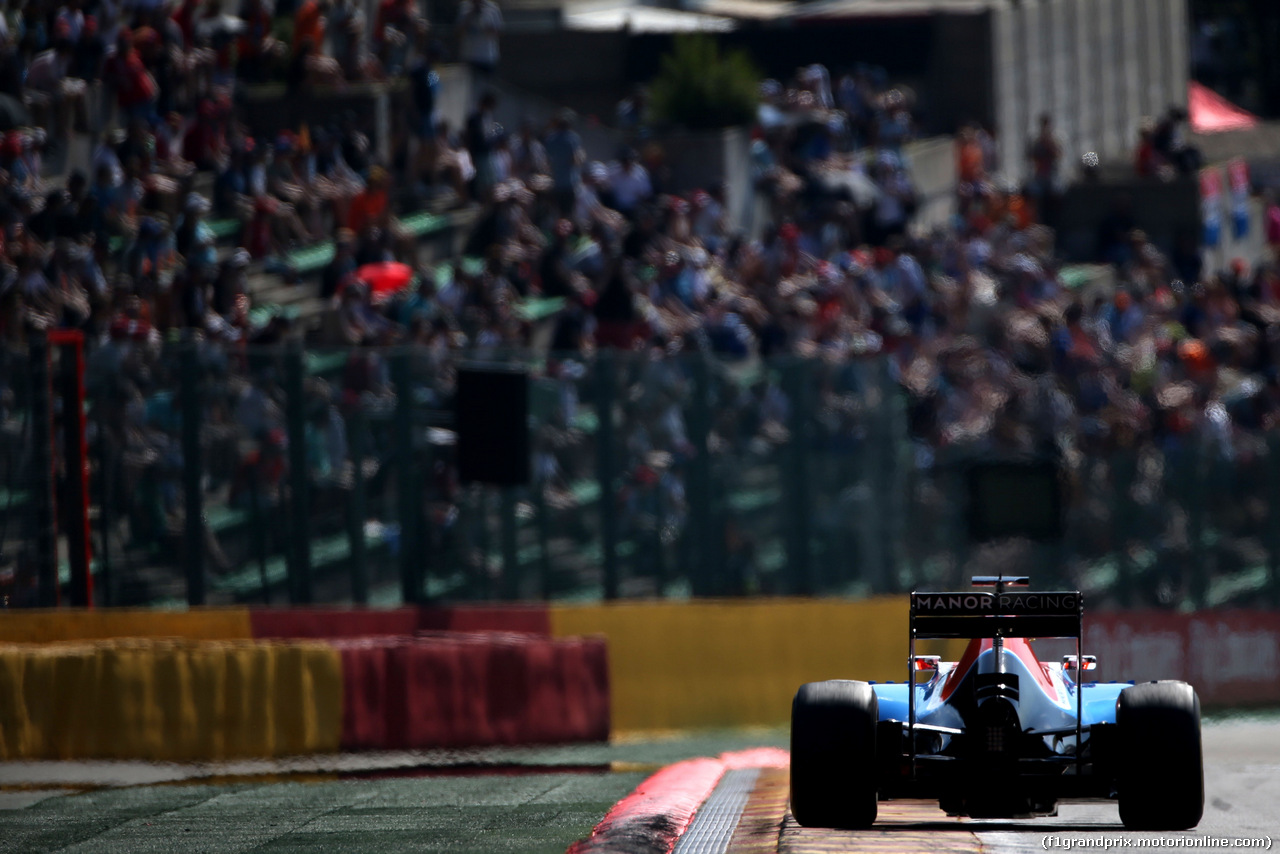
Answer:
(973, 717, 1280, 854)
(778, 717, 1280, 854)
(0, 718, 1275, 853)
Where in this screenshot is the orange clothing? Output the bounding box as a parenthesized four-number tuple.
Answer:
(293, 0, 325, 52)
(958, 140, 984, 184)
(1007, 194, 1034, 230)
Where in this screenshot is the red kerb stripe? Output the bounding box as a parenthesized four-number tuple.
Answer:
(567, 748, 791, 854)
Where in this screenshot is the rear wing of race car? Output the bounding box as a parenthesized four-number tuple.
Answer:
(909, 589, 1082, 640)
(906, 577, 1085, 774)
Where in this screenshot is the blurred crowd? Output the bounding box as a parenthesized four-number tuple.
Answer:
(0, 0, 1277, 605)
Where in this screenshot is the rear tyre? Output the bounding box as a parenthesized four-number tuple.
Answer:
(789, 680, 878, 829)
(1116, 680, 1204, 830)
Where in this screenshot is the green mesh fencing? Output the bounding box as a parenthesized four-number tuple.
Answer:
(2, 339, 1278, 608)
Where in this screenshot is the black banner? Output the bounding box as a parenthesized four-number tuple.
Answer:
(910, 591, 1079, 616)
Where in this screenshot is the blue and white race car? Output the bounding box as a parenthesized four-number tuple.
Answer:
(790, 576, 1204, 830)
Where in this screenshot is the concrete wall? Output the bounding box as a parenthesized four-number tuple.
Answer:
(988, 0, 1189, 186)
(240, 82, 401, 143)
(905, 136, 958, 233)
(436, 62, 475, 135)
(653, 127, 753, 229)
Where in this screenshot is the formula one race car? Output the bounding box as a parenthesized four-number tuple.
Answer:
(790, 576, 1204, 830)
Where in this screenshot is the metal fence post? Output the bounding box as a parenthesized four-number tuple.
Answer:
(1112, 447, 1138, 607)
(391, 350, 421, 604)
(949, 464, 971, 587)
(688, 354, 714, 596)
(28, 333, 58, 607)
(877, 359, 907, 593)
(1268, 433, 1280, 606)
(596, 350, 620, 600)
(94, 414, 113, 606)
(179, 339, 205, 606)
(1186, 442, 1208, 609)
(783, 359, 813, 595)
(474, 489, 492, 599)
(500, 489, 519, 599)
(248, 466, 271, 605)
(534, 481, 552, 600)
(347, 409, 368, 605)
(284, 342, 311, 604)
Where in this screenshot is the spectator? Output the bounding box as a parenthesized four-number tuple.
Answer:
(71, 15, 105, 85)
(347, 165, 391, 236)
(2, 16, 1276, 614)
(1266, 192, 1280, 261)
(456, 0, 501, 83)
(104, 28, 157, 124)
(376, 0, 422, 74)
(1026, 113, 1062, 221)
(26, 33, 87, 142)
(606, 147, 652, 218)
(292, 0, 329, 56)
(616, 85, 649, 134)
(544, 109, 584, 218)
(868, 152, 915, 246)
(328, 0, 367, 80)
(233, 0, 280, 82)
(287, 37, 345, 92)
(322, 228, 359, 299)
(1152, 106, 1202, 176)
(408, 38, 440, 182)
(465, 90, 501, 200)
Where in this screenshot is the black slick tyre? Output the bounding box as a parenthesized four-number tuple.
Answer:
(789, 680, 878, 829)
(1116, 680, 1204, 830)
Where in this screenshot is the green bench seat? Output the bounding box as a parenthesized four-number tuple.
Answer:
(515, 296, 566, 322)
(1206, 564, 1271, 608)
(212, 529, 388, 599)
(727, 487, 782, 514)
(400, 211, 450, 239)
(208, 218, 242, 241)
(286, 241, 336, 276)
(568, 479, 601, 505)
(305, 351, 349, 378)
(0, 488, 29, 511)
(282, 211, 452, 279)
(205, 505, 249, 534)
(106, 218, 239, 258)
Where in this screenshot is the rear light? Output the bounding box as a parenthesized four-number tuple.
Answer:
(913, 655, 941, 671)
(1062, 654, 1097, 671)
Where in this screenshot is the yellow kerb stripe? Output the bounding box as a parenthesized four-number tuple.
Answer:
(0, 608, 254, 644)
